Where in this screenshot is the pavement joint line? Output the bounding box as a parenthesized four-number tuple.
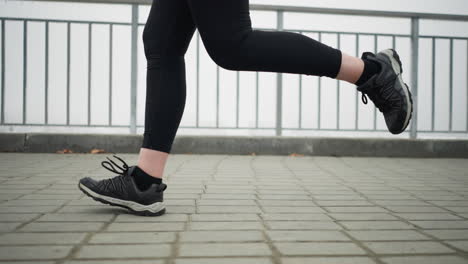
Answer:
(339, 229, 385, 264)
(252, 155, 282, 264)
(63, 213, 118, 263)
(413, 228, 468, 261)
(11, 180, 70, 232)
(256, 189, 282, 264)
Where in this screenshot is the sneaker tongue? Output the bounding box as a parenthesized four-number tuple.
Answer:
(357, 74, 378, 93)
(127, 166, 137, 177)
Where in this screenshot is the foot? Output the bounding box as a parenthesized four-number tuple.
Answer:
(357, 49, 413, 134)
(78, 155, 167, 216)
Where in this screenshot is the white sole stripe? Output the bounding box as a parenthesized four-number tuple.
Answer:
(79, 183, 165, 213)
(381, 49, 413, 132)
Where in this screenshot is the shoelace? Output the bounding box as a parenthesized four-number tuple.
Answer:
(101, 154, 130, 175)
(99, 155, 131, 193)
(360, 74, 399, 113)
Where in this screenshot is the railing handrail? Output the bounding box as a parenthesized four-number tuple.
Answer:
(22, 0, 468, 21)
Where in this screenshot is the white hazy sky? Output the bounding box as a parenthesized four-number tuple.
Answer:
(251, 0, 468, 15)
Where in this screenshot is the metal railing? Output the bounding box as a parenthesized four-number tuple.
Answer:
(1, 0, 468, 139)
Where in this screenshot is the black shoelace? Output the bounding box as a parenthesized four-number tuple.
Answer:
(360, 74, 399, 113)
(98, 155, 132, 194)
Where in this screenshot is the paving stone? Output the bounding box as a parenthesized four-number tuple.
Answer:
(324, 207, 388, 213)
(165, 194, 200, 199)
(380, 256, 468, 264)
(373, 200, 430, 206)
(345, 230, 430, 241)
(0, 233, 87, 245)
(266, 230, 350, 241)
(36, 213, 114, 222)
(340, 221, 414, 230)
(178, 243, 271, 257)
(189, 221, 263, 230)
(327, 213, 398, 221)
(114, 213, 188, 222)
(446, 207, 468, 213)
(0, 206, 60, 213)
(281, 257, 377, 264)
(106, 222, 184, 232)
(179, 230, 264, 242)
(260, 213, 332, 221)
(266, 221, 342, 230)
(89, 232, 176, 244)
(445, 241, 468, 252)
(0, 246, 73, 260)
(394, 213, 462, 220)
(315, 201, 374, 206)
(0, 222, 21, 232)
(0, 213, 39, 222)
(191, 213, 259, 221)
(20, 194, 81, 200)
(363, 241, 455, 254)
(258, 195, 311, 200)
(197, 205, 260, 213)
(385, 206, 450, 213)
(410, 220, 468, 229)
(258, 200, 316, 206)
(201, 194, 256, 200)
(1, 199, 68, 206)
(76, 244, 171, 258)
(55, 206, 123, 214)
(20, 222, 104, 232)
(197, 199, 256, 206)
(422, 229, 468, 239)
(275, 242, 366, 256)
(174, 258, 273, 264)
(166, 206, 196, 213)
(261, 206, 325, 213)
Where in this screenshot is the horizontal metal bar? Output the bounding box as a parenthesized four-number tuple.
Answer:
(286, 28, 411, 38)
(25, 0, 468, 21)
(420, 35, 468, 40)
(1, 123, 130, 127)
(0, 17, 131, 26)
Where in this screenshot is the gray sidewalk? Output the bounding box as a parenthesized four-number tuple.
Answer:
(0, 153, 467, 264)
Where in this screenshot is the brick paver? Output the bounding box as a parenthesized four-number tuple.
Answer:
(0, 153, 467, 263)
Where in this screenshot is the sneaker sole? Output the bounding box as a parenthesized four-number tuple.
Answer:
(78, 183, 166, 216)
(381, 49, 414, 134)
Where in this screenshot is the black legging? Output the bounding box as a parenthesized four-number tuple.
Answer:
(141, 0, 342, 153)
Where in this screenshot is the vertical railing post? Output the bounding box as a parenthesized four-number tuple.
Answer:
(410, 17, 419, 139)
(1, 19, 5, 125)
(130, 4, 138, 134)
(275, 10, 284, 136)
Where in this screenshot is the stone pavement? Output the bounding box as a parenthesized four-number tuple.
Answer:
(0, 153, 468, 264)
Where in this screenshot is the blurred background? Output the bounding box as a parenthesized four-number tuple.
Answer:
(1, 0, 468, 140)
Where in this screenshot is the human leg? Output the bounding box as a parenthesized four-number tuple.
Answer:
(78, 0, 196, 216)
(186, 0, 342, 79)
(136, 0, 196, 183)
(186, 0, 412, 134)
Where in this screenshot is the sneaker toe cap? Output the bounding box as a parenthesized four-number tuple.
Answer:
(79, 177, 99, 190)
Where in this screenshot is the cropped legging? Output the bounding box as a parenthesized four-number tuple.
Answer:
(141, 0, 342, 153)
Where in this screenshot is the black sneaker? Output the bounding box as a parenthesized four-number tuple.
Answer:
(78, 155, 167, 216)
(357, 49, 413, 134)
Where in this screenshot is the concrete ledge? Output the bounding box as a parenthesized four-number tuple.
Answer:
(0, 132, 467, 157)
